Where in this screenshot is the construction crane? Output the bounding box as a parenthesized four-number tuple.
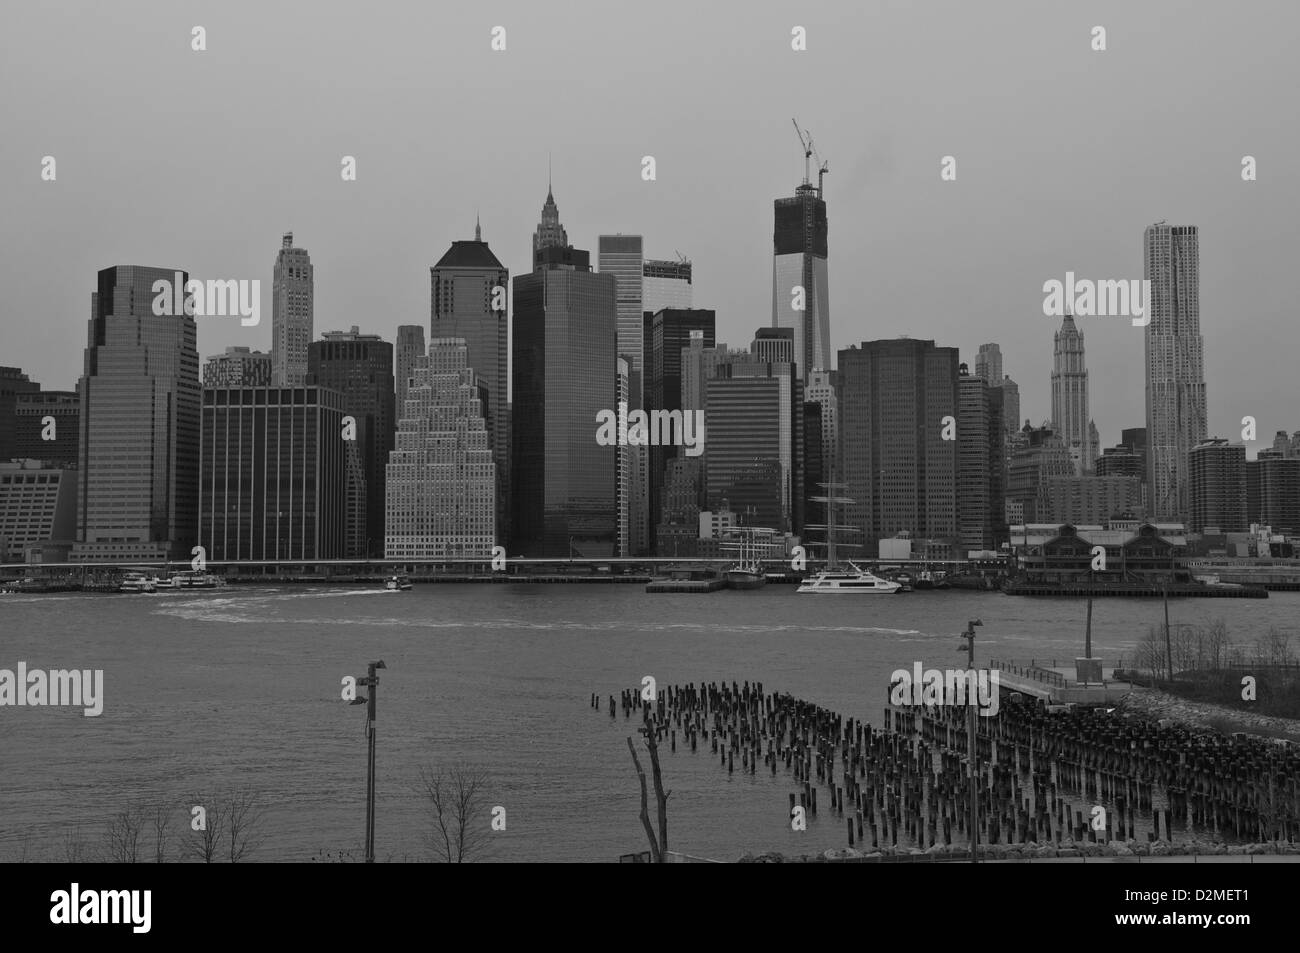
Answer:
(792, 118, 813, 186)
(812, 142, 829, 198)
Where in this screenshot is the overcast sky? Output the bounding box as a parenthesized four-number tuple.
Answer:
(2, 0, 1296, 455)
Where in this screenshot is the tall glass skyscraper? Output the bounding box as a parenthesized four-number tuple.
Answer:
(512, 190, 617, 557)
(75, 265, 201, 561)
(837, 339, 959, 555)
(307, 327, 394, 558)
(395, 325, 426, 410)
(1144, 222, 1206, 521)
(772, 184, 830, 383)
(272, 233, 313, 386)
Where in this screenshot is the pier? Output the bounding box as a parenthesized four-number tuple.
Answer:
(598, 679, 1300, 859)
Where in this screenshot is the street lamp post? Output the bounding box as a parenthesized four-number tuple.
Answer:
(957, 619, 983, 863)
(350, 659, 386, 863)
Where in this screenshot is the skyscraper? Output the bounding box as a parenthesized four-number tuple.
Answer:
(1001, 376, 1021, 439)
(74, 266, 200, 561)
(599, 235, 648, 554)
(643, 258, 692, 313)
(1247, 452, 1300, 534)
(1050, 315, 1095, 474)
(14, 389, 79, 466)
(837, 340, 959, 555)
(772, 183, 830, 382)
(975, 344, 1003, 386)
(431, 224, 509, 543)
(395, 325, 426, 410)
(1145, 223, 1207, 520)
(307, 327, 395, 557)
(705, 349, 803, 533)
(386, 338, 496, 558)
(272, 233, 313, 386)
(512, 190, 618, 557)
(1187, 437, 1245, 533)
(198, 386, 348, 560)
(644, 308, 715, 551)
(958, 370, 991, 550)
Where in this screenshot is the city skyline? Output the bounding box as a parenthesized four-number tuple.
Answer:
(4, 2, 1296, 457)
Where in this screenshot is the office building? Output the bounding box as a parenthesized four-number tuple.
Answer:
(203, 346, 272, 387)
(837, 339, 959, 555)
(395, 325, 426, 410)
(772, 182, 830, 382)
(386, 338, 495, 558)
(1246, 452, 1300, 535)
(512, 190, 618, 557)
(74, 265, 200, 561)
(1050, 315, 1095, 474)
(272, 232, 313, 386)
(0, 460, 77, 562)
(198, 386, 348, 560)
(13, 390, 79, 467)
(307, 327, 395, 557)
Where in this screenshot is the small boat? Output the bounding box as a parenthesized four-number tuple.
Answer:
(893, 573, 914, 593)
(119, 572, 157, 593)
(385, 575, 413, 591)
(797, 563, 901, 594)
(166, 570, 227, 589)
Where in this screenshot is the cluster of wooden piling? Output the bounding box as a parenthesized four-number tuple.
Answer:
(592, 682, 1300, 850)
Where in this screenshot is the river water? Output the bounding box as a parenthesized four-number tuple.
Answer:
(2, 585, 1296, 862)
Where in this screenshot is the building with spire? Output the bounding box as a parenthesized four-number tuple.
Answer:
(431, 220, 510, 544)
(512, 183, 618, 557)
(272, 232, 313, 386)
(772, 175, 830, 383)
(1050, 315, 1096, 475)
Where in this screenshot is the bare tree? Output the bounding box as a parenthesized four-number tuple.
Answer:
(62, 826, 91, 863)
(186, 793, 226, 863)
(148, 803, 173, 863)
(102, 804, 146, 863)
(223, 790, 266, 863)
(627, 725, 671, 862)
(416, 764, 493, 863)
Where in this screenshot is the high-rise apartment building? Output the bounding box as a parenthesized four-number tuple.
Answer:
(272, 233, 313, 386)
(1246, 451, 1300, 534)
(386, 338, 495, 558)
(1187, 437, 1245, 533)
(74, 265, 200, 561)
(1145, 223, 1207, 520)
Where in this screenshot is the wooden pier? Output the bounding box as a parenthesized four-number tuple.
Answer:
(597, 680, 1300, 858)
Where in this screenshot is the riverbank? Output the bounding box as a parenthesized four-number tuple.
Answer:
(741, 839, 1300, 862)
(1118, 688, 1300, 743)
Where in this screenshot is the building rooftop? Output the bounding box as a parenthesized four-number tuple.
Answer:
(433, 240, 504, 270)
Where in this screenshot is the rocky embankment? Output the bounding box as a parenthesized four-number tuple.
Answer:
(1119, 687, 1300, 740)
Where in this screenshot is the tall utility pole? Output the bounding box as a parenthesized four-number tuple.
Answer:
(352, 659, 387, 863)
(958, 620, 983, 862)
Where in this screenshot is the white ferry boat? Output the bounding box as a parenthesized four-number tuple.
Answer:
(166, 570, 227, 589)
(797, 563, 901, 594)
(119, 572, 158, 593)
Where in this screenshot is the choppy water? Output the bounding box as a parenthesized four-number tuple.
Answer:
(2, 585, 1297, 862)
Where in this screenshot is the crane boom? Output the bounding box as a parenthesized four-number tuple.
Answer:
(792, 118, 812, 186)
